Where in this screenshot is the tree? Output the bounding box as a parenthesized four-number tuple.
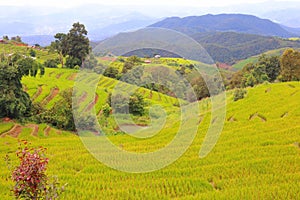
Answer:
(44, 58, 60, 68)
(83, 52, 98, 69)
(11, 36, 22, 43)
(51, 33, 67, 68)
(65, 56, 81, 69)
(103, 66, 119, 78)
(107, 92, 146, 116)
(122, 56, 142, 74)
(0, 56, 44, 118)
(233, 88, 247, 101)
(65, 22, 90, 68)
(280, 48, 300, 81)
(258, 54, 280, 82)
(3, 35, 9, 40)
(129, 92, 146, 116)
(29, 49, 36, 57)
(102, 104, 111, 117)
(44, 89, 75, 131)
(191, 76, 209, 100)
(122, 61, 134, 74)
(52, 22, 90, 69)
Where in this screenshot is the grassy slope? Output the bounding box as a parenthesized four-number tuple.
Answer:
(232, 48, 300, 70)
(0, 43, 58, 63)
(1, 44, 299, 199)
(0, 81, 299, 199)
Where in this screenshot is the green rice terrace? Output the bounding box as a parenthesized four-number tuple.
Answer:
(1, 63, 300, 199)
(1, 31, 300, 200)
(2, 4, 300, 199)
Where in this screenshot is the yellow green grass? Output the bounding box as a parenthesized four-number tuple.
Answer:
(0, 81, 300, 199)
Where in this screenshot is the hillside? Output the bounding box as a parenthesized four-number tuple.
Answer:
(191, 32, 300, 64)
(149, 14, 296, 38)
(1, 77, 300, 199)
(1, 40, 300, 200)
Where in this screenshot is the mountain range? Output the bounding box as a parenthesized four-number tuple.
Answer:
(92, 14, 300, 64)
(149, 14, 297, 38)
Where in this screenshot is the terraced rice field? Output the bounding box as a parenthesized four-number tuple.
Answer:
(0, 80, 300, 199)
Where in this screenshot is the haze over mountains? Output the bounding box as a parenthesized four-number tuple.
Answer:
(149, 14, 296, 38)
(0, 1, 299, 46)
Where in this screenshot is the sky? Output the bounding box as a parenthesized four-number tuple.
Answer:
(0, 0, 297, 8)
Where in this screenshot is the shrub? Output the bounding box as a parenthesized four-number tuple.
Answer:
(66, 56, 81, 69)
(44, 59, 59, 68)
(29, 49, 36, 57)
(6, 141, 65, 199)
(103, 66, 119, 78)
(102, 104, 111, 117)
(233, 88, 247, 101)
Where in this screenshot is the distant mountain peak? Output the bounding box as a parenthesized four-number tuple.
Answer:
(149, 13, 296, 38)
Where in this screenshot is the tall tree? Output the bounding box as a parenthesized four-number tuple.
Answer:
(51, 33, 67, 68)
(258, 54, 281, 82)
(65, 22, 90, 68)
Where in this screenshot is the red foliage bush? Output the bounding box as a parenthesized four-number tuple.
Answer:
(12, 141, 49, 199)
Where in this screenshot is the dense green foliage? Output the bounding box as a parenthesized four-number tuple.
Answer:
(0, 55, 44, 119)
(230, 54, 281, 88)
(279, 48, 300, 81)
(233, 88, 247, 101)
(44, 58, 60, 68)
(107, 92, 146, 116)
(33, 89, 75, 131)
(195, 32, 300, 64)
(51, 22, 90, 69)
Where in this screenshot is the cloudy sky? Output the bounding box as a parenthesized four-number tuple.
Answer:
(0, 0, 297, 7)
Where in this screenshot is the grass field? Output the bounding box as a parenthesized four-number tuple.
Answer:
(1, 44, 300, 199)
(232, 48, 291, 70)
(0, 80, 300, 199)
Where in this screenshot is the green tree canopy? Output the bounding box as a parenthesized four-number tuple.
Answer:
(51, 33, 67, 68)
(51, 22, 90, 69)
(280, 48, 300, 81)
(0, 56, 44, 118)
(65, 22, 90, 68)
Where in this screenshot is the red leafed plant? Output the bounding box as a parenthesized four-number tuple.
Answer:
(6, 140, 65, 200)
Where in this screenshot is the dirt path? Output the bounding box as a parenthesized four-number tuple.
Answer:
(68, 73, 77, 81)
(32, 86, 43, 100)
(281, 112, 288, 118)
(44, 126, 51, 136)
(2, 117, 13, 123)
(97, 109, 103, 117)
(23, 84, 28, 92)
(149, 91, 153, 99)
(85, 94, 99, 112)
(1, 124, 23, 138)
(27, 124, 39, 137)
(77, 92, 88, 104)
(56, 73, 63, 79)
(228, 116, 237, 122)
(48, 71, 55, 77)
(249, 113, 267, 122)
(42, 87, 59, 105)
